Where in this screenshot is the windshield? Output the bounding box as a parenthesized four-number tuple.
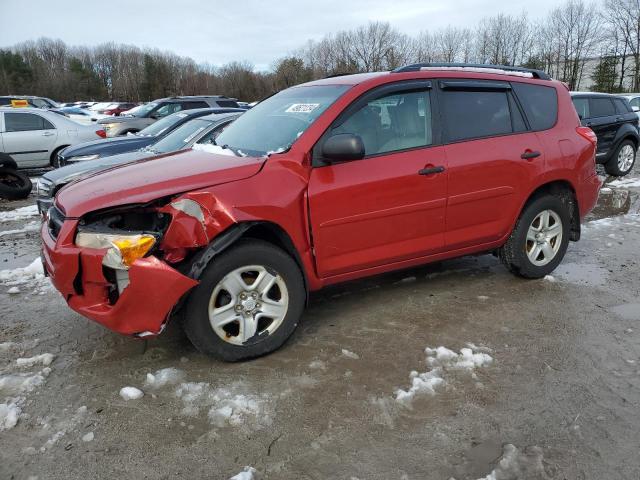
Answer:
(138, 112, 189, 137)
(148, 119, 211, 154)
(214, 85, 350, 156)
(129, 102, 159, 117)
(89, 102, 112, 111)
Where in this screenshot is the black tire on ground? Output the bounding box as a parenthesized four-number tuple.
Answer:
(0, 167, 33, 200)
(604, 139, 636, 177)
(0, 152, 18, 170)
(182, 239, 306, 361)
(498, 194, 570, 279)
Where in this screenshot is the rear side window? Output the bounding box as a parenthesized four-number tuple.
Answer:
(614, 98, 631, 114)
(572, 98, 589, 118)
(5, 112, 53, 132)
(512, 83, 558, 131)
(441, 90, 513, 142)
(589, 98, 616, 117)
(180, 101, 209, 109)
(216, 100, 240, 108)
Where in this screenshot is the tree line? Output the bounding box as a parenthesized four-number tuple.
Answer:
(0, 0, 636, 102)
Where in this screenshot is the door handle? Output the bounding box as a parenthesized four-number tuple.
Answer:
(418, 165, 445, 176)
(42, 131, 54, 136)
(521, 150, 541, 160)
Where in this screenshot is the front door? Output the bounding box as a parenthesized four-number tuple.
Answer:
(308, 84, 448, 278)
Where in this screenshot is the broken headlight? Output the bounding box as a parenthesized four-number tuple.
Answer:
(76, 232, 156, 270)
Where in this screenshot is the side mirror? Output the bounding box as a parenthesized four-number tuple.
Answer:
(632, 106, 639, 112)
(321, 133, 365, 162)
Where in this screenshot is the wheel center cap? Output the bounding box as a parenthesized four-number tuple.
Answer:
(242, 297, 257, 311)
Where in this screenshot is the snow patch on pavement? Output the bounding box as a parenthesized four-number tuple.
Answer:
(0, 205, 39, 222)
(119, 386, 144, 400)
(607, 177, 640, 188)
(395, 346, 493, 404)
(40, 406, 88, 451)
(82, 431, 94, 442)
(229, 466, 257, 480)
(16, 353, 55, 367)
(0, 221, 40, 238)
(0, 401, 21, 431)
(459, 443, 550, 480)
(175, 382, 271, 429)
(0, 257, 52, 295)
(144, 368, 185, 389)
(341, 349, 360, 359)
(0, 366, 51, 431)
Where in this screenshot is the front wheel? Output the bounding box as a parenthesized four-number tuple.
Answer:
(498, 195, 570, 279)
(182, 239, 305, 361)
(605, 140, 636, 177)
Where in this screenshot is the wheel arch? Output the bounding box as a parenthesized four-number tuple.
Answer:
(185, 221, 310, 301)
(50, 145, 70, 166)
(521, 180, 580, 241)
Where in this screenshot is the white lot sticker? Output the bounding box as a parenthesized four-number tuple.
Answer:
(286, 103, 320, 113)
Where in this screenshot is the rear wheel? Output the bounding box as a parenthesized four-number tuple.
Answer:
(182, 239, 305, 361)
(0, 167, 32, 200)
(605, 140, 636, 177)
(498, 195, 570, 278)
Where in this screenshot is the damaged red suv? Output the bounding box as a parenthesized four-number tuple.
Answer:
(41, 63, 601, 361)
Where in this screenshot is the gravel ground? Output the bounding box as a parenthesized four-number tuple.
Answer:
(1, 166, 639, 480)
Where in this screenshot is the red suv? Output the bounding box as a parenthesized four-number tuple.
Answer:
(41, 63, 601, 361)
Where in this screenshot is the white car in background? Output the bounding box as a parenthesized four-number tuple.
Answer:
(618, 94, 640, 119)
(57, 106, 109, 125)
(0, 107, 107, 168)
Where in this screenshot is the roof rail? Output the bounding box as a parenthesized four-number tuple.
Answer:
(391, 63, 551, 80)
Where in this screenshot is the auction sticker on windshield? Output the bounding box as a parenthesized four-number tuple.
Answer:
(286, 103, 320, 113)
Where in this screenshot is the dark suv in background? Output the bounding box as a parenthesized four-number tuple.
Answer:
(571, 92, 639, 176)
(97, 95, 240, 136)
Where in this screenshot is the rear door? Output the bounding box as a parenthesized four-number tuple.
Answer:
(439, 80, 544, 249)
(308, 81, 448, 277)
(585, 97, 618, 158)
(1, 112, 58, 167)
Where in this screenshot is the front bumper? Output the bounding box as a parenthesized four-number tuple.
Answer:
(41, 218, 198, 336)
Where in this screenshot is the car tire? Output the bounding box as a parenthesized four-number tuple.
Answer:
(182, 239, 305, 361)
(605, 140, 636, 177)
(0, 167, 33, 200)
(50, 146, 67, 169)
(498, 195, 570, 279)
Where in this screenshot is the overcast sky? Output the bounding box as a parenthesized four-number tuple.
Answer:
(2, 0, 565, 70)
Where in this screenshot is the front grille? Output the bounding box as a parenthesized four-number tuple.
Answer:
(48, 206, 65, 240)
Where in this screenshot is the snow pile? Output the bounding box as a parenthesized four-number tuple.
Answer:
(0, 257, 52, 295)
(192, 143, 236, 156)
(16, 353, 55, 367)
(119, 386, 144, 400)
(341, 349, 360, 360)
(584, 214, 640, 231)
(0, 368, 51, 431)
(0, 221, 40, 238)
(82, 431, 94, 442)
(229, 466, 257, 480)
(607, 177, 640, 188)
(463, 444, 551, 480)
(144, 367, 185, 389)
(395, 346, 493, 403)
(175, 382, 270, 429)
(0, 205, 39, 222)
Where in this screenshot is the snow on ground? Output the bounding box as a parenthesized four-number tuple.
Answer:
(341, 349, 360, 359)
(606, 177, 640, 188)
(174, 381, 271, 429)
(144, 367, 185, 389)
(0, 205, 39, 222)
(82, 431, 94, 442)
(0, 221, 40, 238)
(119, 386, 144, 400)
(229, 466, 257, 480)
(584, 213, 640, 231)
(0, 257, 52, 295)
(40, 406, 88, 451)
(16, 353, 55, 367)
(395, 346, 493, 404)
(457, 443, 550, 480)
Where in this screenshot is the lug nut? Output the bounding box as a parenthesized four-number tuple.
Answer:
(235, 305, 242, 312)
(252, 292, 258, 298)
(240, 293, 246, 299)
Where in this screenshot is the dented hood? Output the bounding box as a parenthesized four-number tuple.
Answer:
(55, 149, 265, 218)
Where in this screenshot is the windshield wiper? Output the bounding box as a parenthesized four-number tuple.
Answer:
(222, 144, 241, 156)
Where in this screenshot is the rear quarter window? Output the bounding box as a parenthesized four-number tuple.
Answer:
(512, 82, 558, 131)
(614, 98, 632, 114)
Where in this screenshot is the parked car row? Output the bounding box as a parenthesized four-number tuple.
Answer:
(36, 63, 604, 362)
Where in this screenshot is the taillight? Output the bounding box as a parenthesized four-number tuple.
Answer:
(96, 129, 106, 138)
(576, 126, 597, 146)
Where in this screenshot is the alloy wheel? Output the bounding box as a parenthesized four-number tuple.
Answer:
(525, 209, 563, 267)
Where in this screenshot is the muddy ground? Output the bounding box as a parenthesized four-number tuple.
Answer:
(1, 166, 640, 480)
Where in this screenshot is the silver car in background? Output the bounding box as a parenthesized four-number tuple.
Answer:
(0, 107, 107, 168)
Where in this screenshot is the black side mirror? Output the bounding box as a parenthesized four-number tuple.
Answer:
(321, 133, 365, 162)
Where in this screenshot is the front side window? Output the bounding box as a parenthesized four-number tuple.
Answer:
(331, 90, 432, 156)
(153, 103, 182, 118)
(214, 84, 350, 157)
(589, 98, 616, 118)
(442, 90, 513, 142)
(5, 112, 52, 132)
